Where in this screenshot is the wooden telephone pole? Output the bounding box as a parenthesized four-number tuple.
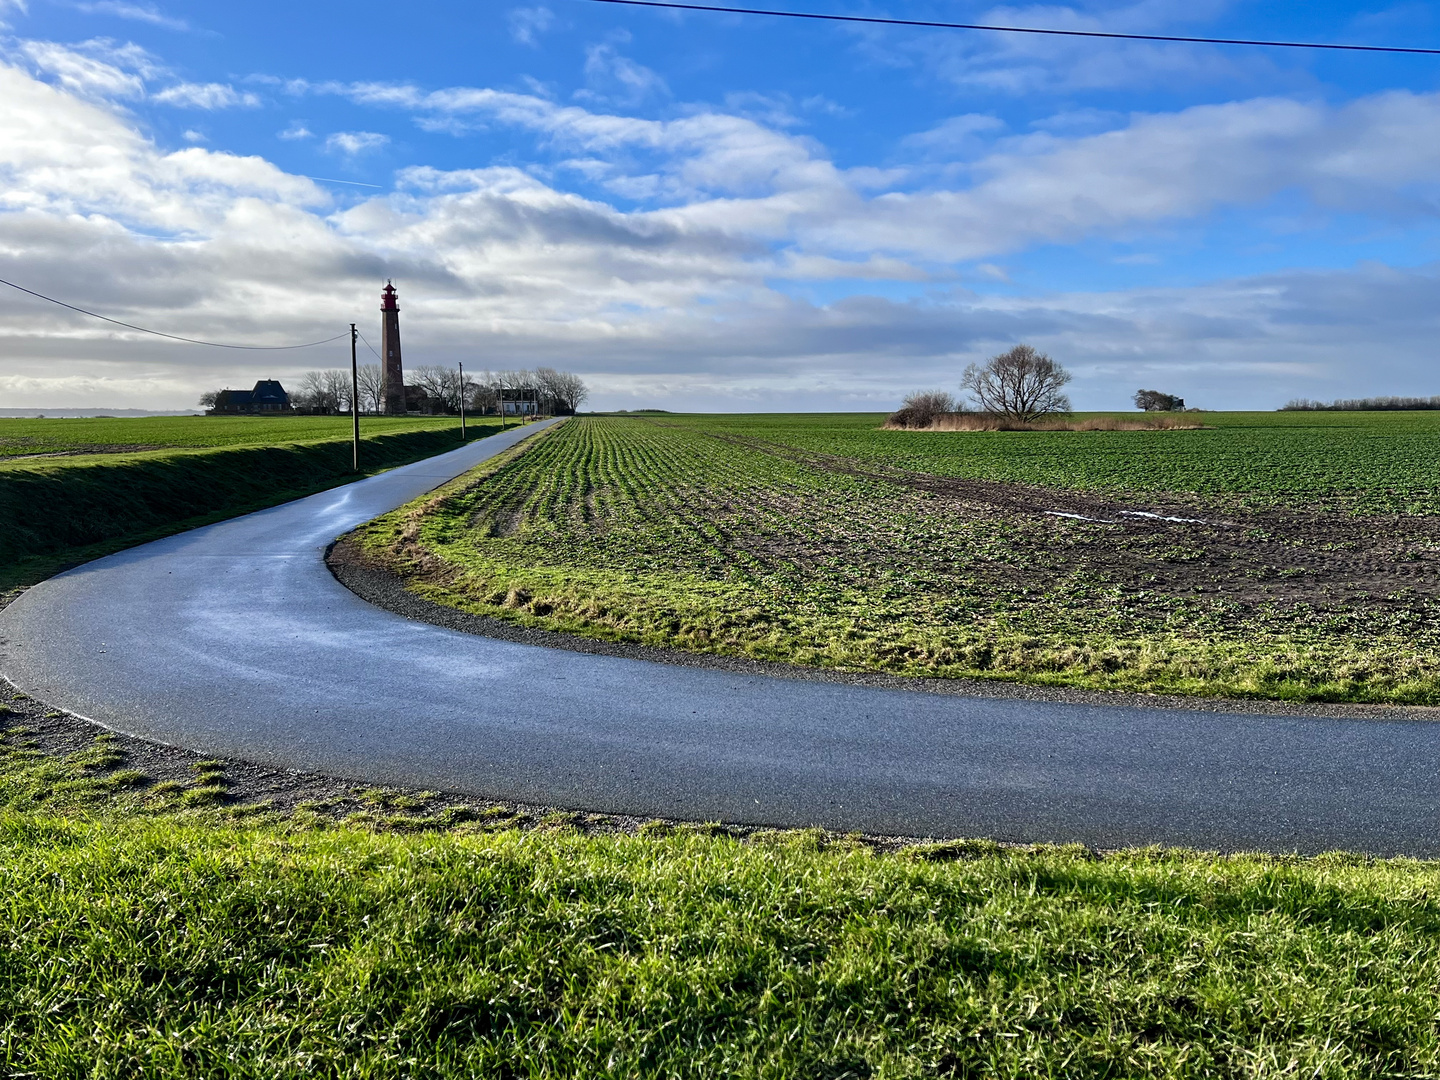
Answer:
(349, 324, 359, 471)
(458, 361, 466, 441)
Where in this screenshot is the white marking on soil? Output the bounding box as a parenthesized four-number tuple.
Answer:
(1044, 511, 1116, 523)
(1118, 510, 1217, 525)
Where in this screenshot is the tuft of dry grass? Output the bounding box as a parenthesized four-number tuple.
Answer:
(885, 412, 1204, 432)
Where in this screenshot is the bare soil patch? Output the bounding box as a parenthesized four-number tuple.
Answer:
(716, 432, 1440, 625)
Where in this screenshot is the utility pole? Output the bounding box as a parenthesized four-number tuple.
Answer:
(497, 374, 506, 431)
(349, 323, 359, 472)
(458, 361, 466, 442)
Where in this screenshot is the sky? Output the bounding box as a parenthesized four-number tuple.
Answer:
(0, 0, 1438, 412)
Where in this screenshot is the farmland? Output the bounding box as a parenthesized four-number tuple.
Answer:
(0, 414, 496, 587)
(0, 414, 464, 461)
(355, 412, 1440, 702)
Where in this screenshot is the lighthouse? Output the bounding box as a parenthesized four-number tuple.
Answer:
(379, 280, 406, 415)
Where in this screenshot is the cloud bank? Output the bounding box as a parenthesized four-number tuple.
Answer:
(0, 37, 1438, 410)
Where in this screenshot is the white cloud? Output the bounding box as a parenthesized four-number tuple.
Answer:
(278, 121, 312, 140)
(578, 43, 667, 106)
(19, 38, 150, 99)
(181, 127, 204, 142)
(153, 81, 260, 108)
(73, 1, 188, 30)
(901, 114, 1006, 156)
(893, 0, 1266, 94)
(3, 55, 1440, 411)
(508, 5, 554, 46)
(325, 130, 389, 156)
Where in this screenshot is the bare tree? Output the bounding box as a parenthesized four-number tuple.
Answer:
(356, 364, 384, 414)
(322, 369, 352, 413)
(295, 371, 334, 412)
(407, 365, 451, 411)
(960, 345, 1071, 422)
(198, 390, 218, 409)
(534, 367, 589, 414)
(888, 389, 956, 429)
(466, 369, 498, 414)
(294, 370, 354, 413)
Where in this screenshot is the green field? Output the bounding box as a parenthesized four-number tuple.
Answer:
(356, 412, 1440, 703)
(6, 714, 1440, 1079)
(0, 414, 463, 461)
(653, 411, 1440, 515)
(0, 415, 497, 587)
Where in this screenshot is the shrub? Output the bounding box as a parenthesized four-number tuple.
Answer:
(887, 390, 957, 429)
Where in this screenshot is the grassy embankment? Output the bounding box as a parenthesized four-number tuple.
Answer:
(0, 415, 495, 588)
(355, 411, 1440, 703)
(5, 713, 1440, 1078)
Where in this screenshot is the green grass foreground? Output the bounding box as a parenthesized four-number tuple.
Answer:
(358, 413, 1440, 703)
(0, 416, 495, 587)
(5, 729, 1440, 1078)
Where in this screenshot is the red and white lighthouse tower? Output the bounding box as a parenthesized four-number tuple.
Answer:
(379, 280, 406, 415)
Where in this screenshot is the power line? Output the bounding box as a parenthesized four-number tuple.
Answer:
(0, 276, 351, 350)
(578, 0, 1440, 55)
(356, 328, 384, 362)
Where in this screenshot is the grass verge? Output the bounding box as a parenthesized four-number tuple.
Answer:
(0, 421, 494, 588)
(4, 696, 1440, 1077)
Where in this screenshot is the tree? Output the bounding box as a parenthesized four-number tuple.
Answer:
(198, 390, 218, 409)
(1135, 389, 1185, 412)
(888, 390, 955, 429)
(535, 367, 589, 414)
(960, 345, 1071, 422)
(322, 369, 352, 413)
(410, 365, 472, 412)
(466, 370, 498, 415)
(356, 364, 384, 414)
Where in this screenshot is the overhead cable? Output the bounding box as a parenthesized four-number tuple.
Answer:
(356, 328, 384, 362)
(0, 276, 351, 350)
(579, 0, 1440, 55)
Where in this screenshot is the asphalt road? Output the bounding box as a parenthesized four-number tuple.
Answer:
(3, 420, 1438, 855)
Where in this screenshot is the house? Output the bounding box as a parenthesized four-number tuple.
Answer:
(501, 386, 539, 416)
(210, 380, 293, 415)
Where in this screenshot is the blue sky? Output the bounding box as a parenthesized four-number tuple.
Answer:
(0, 0, 1438, 410)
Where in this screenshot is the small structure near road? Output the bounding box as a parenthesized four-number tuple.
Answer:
(210, 380, 292, 415)
(501, 386, 539, 416)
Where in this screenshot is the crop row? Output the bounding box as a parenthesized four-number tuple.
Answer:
(370, 416, 1440, 702)
(665, 412, 1440, 515)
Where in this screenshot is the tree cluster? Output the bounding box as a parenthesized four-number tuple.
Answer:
(890, 345, 1073, 428)
(207, 366, 591, 416)
(1281, 396, 1440, 412)
(1134, 389, 1185, 412)
(484, 367, 590, 415)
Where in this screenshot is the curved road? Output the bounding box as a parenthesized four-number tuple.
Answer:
(2, 421, 1438, 855)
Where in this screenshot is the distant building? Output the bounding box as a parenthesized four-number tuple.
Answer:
(380, 280, 406, 415)
(210, 380, 292, 415)
(405, 385, 443, 414)
(501, 386, 539, 416)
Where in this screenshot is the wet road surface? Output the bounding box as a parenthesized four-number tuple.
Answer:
(2, 420, 1437, 854)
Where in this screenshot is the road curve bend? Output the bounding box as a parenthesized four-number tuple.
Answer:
(3, 421, 1439, 855)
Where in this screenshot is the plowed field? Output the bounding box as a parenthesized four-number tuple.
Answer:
(356, 413, 1440, 702)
